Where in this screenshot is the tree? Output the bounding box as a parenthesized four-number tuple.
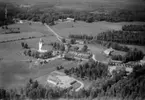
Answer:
(81, 45, 88, 52)
(61, 38, 66, 43)
(70, 38, 76, 44)
(123, 49, 144, 63)
(73, 46, 79, 51)
(60, 45, 65, 51)
(21, 42, 25, 48)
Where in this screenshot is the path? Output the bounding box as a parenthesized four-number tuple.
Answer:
(75, 80, 84, 92)
(92, 54, 97, 62)
(44, 23, 62, 42)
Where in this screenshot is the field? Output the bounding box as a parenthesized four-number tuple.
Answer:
(1, 20, 145, 89)
(4, 0, 145, 12)
(53, 21, 145, 61)
(0, 22, 77, 89)
(52, 21, 145, 37)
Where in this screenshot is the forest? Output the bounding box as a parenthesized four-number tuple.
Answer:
(111, 48, 144, 62)
(122, 24, 145, 31)
(64, 61, 108, 80)
(96, 30, 145, 45)
(1, 63, 145, 100)
(1, 2, 145, 27)
(0, 2, 20, 26)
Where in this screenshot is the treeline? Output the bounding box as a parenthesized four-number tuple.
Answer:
(64, 61, 108, 80)
(97, 30, 145, 45)
(122, 24, 145, 31)
(1, 2, 145, 27)
(24, 49, 52, 59)
(16, 5, 145, 26)
(111, 48, 144, 62)
(69, 34, 94, 41)
(92, 41, 130, 52)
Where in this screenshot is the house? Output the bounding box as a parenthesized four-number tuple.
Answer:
(64, 51, 92, 61)
(108, 65, 133, 76)
(104, 48, 114, 56)
(47, 71, 77, 89)
(76, 40, 84, 45)
(19, 20, 23, 24)
(66, 17, 74, 22)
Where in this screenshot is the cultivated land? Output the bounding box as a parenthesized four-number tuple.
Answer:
(0, 20, 145, 90)
(0, 22, 76, 89)
(52, 21, 145, 37)
(4, 0, 145, 12)
(52, 21, 145, 61)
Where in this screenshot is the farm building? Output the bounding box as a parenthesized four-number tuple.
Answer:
(64, 51, 92, 61)
(47, 71, 81, 90)
(76, 40, 84, 45)
(108, 65, 133, 76)
(104, 48, 114, 56)
(66, 17, 74, 22)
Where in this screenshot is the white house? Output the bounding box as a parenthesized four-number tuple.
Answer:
(104, 48, 114, 56)
(66, 17, 74, 22)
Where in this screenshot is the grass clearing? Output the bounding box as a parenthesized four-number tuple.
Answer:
(0, 22, 51, 35)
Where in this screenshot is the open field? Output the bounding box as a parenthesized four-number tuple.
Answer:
(52, 21, 145, 37)
(0, 22, 73, 89)
(4, 0, 145, 12)
(0, 22, 49, 35)
(0, 20, 145, 89)
(0, 58, 77, 89)
(53, 21, 145, 61)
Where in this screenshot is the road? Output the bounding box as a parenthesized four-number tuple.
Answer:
(75, 80, 84, 92)
(44, 23, 63, 42)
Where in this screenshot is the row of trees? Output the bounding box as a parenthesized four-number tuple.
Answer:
(69, 34, 94, 41)
(122, 24, 145, 31)
(50, 42, 65, 51)
(96, 30, 145, 45)
(64, 61, 108, 80)
(24, 49, 53, 59)
(111, 48, 144, 63)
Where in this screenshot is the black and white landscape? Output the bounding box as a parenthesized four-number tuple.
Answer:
(0, 0, 145, 100)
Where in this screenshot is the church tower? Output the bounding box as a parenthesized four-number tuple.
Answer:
(39, 38, 43, 52)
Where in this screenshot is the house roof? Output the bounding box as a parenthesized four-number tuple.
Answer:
(104, 48, 114, 55)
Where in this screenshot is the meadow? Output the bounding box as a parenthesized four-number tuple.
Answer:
(0, 19, 145, 89)
(53, 21, 145, 61)
(52, 21, 145, 37)
(5, 0, 145, 12)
